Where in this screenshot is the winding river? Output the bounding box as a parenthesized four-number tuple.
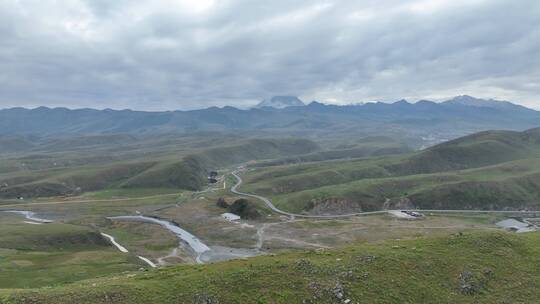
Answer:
(108, 215, 211, 263)
(108, 215, 260, 264)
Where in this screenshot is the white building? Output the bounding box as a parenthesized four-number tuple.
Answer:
(221, 213, 241, 221)
(496, 218, 537, 233)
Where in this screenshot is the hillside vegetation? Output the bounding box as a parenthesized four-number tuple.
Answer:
(253, 136, 411, 167)
(0, 214, 139, 289)
(2, 232, 539, 303)
(0, 138, 319, 199)
(389, 129, 540, 174)
(241, 128, 540, 213)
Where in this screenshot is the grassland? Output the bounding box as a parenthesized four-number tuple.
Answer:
(0, 213, 141, 289)
(0, 137, 321, 199)
(1, 231, 539, 303)
(1, 128, 539, 303)
(240, 129, 540, 214)
(102, 221, 180, 262)
(0, 171, 501, 293)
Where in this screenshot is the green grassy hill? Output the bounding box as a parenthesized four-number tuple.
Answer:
(241, 128, 540, 213)
(252, 136, 411, 167)
(0, 138, 319, 199)
(121, 138, 320, 190)
(388, 129, 540, 174)
(2, 231, 539, 303)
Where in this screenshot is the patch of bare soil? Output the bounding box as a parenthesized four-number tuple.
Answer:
(308, 198, 363, 215)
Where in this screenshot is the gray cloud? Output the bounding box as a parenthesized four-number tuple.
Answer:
(0, 0, 539, 110)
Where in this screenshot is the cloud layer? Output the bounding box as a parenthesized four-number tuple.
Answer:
(0, 0, 539, 110)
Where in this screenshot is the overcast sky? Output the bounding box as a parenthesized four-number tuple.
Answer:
(0, 0, 539, 110)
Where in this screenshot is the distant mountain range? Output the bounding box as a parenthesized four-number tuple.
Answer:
(1, 96, 539, 146)
(253, 95, 530, 111)
(442, 95, 529, 110)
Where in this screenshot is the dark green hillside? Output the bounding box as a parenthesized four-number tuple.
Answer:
(389, 129, 540, 174)
(122, 138, 319, 190)
(119, 157, 207, 191)
(241, 128, 540, 213)
(0, 138, 319, 198)
(2, 232, 539, 303)
(409, 169, 540, 210)
(0, 161, 156, 198)
(246, 129, 540, 196)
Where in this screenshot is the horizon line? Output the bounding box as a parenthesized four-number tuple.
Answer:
(0, 95, 530, 112)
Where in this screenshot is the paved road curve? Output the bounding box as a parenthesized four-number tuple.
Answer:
(231, 170, 386, 219)
(231, 170, 540, 219)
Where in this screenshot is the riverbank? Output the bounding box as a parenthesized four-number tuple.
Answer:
(108, 215, 259, 264)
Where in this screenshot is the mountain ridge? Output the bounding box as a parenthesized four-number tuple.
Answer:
(443, 95, 529, 111)
(1, 96, 539, 144)
(3, 95, 532, 113)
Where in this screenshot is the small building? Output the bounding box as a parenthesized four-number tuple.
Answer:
(402, 210, 423, 217)
(496, 218, 537, 233)
(388, 210, 423, 219)
(221, 213, 240, 221)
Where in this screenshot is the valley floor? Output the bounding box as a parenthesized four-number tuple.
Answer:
(0, 169, 537, 303)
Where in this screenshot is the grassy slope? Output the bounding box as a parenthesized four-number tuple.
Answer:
(121, 138, 320, 191)
(241, 129, 540, 213)
(257, 158, 540, 213)
(252, 136, 411, 167)
(0, 215, 140, 289)
(0, 138, 320, 199)
(2, 231, 539, 303)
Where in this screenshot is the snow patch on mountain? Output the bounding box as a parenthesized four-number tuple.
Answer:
(255, 96, 305, 109)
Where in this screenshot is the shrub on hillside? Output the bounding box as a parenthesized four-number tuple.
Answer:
(229, 198, 261, 219)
